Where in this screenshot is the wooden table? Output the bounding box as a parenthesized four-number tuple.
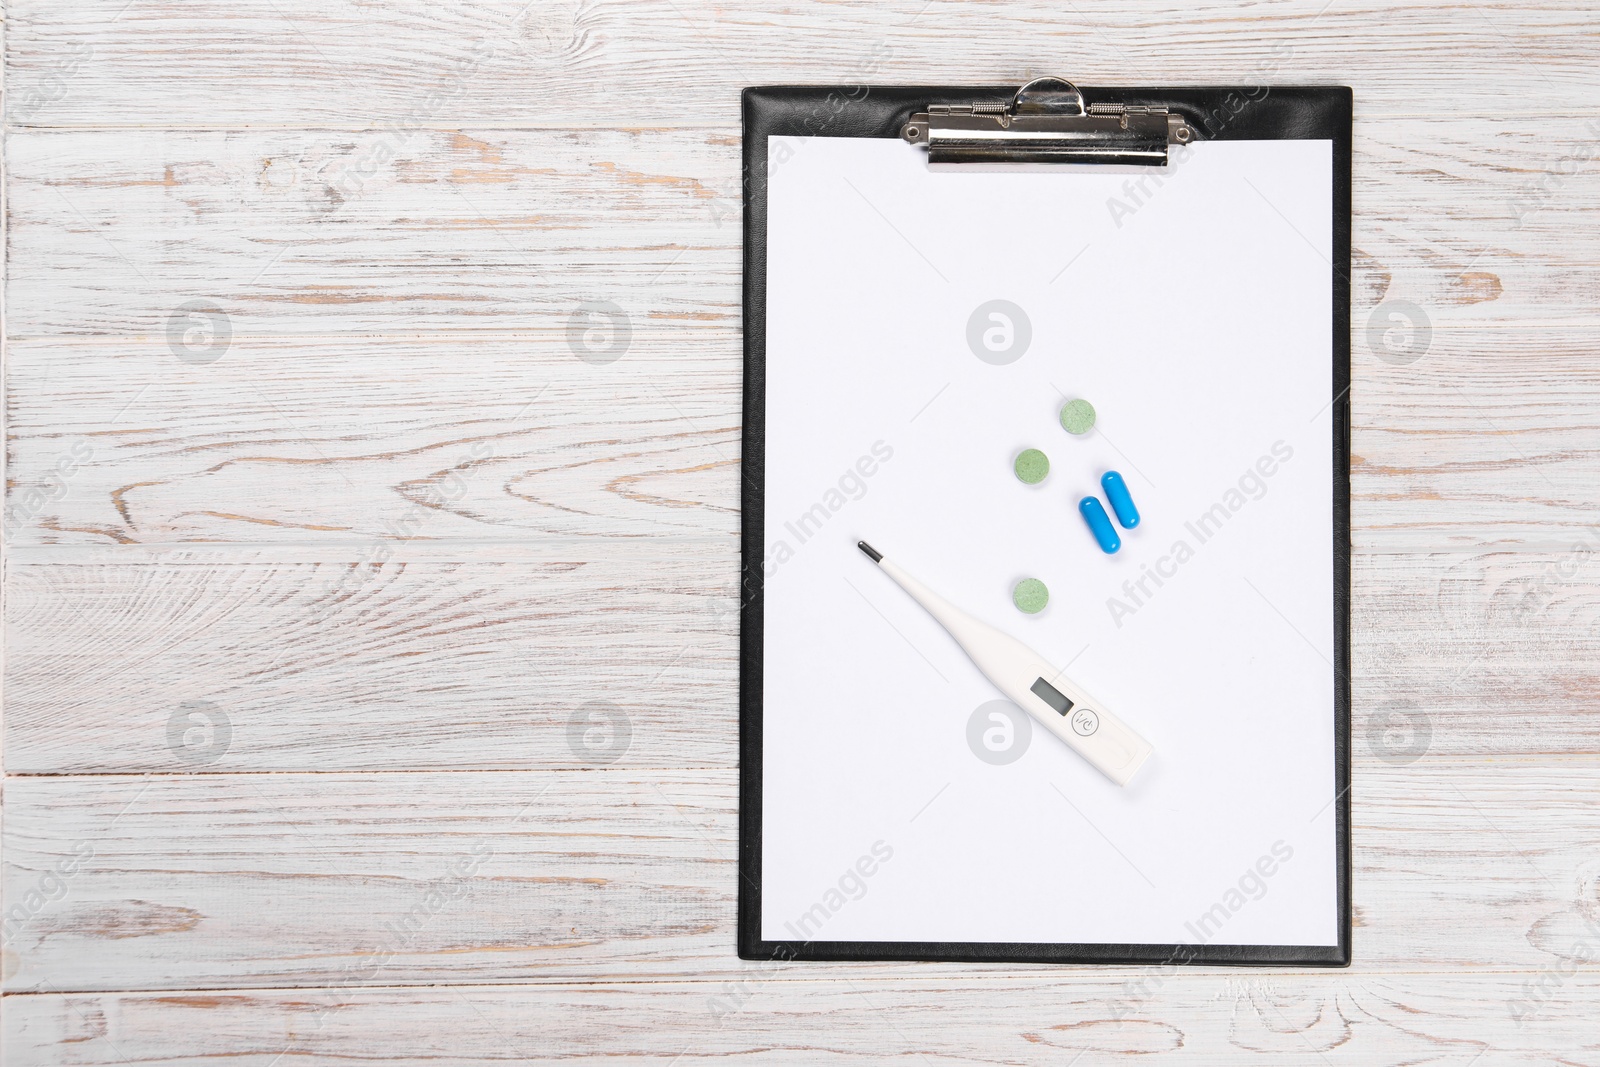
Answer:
(4, 2, 1598, 1062)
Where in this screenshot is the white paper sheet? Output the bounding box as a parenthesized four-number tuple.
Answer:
(761, 136, 1337, 947)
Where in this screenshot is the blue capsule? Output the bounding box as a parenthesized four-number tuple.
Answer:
(1079, 496, 1121, 554)
(1101, 470, 1140, 529)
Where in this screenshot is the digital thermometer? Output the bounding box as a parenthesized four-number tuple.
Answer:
(858, 541, 1153, 786)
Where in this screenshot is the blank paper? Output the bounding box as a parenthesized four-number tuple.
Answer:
(761, 136, 1337, 948)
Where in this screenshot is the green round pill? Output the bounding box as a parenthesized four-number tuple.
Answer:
(1013, 448, 1050, 485)
(1059, 398, 1096, 435)
(1012, 578, 1049, 614)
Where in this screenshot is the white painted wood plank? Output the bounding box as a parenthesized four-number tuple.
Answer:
(5, 534, 1600, 771)
(7, 327, 1600, 550)
(5, 546, 1600, 771)
(5, 0, 1598, 127)
(1350, 550, 1600, 754)
(3, 552, 737, 772)
(8, 974, 1600, 1066)
(3, 336, 740, 547)
(2, 763, 1598, 992)
(4, 127, 740, 337)
(1349, 329, 1600, 547)
(4, 121, 1598, 339)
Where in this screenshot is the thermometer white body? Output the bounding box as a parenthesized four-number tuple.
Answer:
(860, 542, 1153, 787)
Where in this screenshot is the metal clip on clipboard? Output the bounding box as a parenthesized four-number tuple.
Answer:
(901, 77, 1194, 166)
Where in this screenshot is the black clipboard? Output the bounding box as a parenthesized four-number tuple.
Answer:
(739, 80, 1351, 967)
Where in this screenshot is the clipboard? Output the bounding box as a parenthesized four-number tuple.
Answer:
(739, 79, 1352, 967)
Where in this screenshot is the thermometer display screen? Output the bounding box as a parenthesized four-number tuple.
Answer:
(1030, 677, 1075, 716)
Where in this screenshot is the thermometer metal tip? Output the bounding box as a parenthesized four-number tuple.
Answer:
(856, 540, 1153, 786)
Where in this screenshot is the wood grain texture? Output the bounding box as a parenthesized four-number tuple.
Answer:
(9, 973, 1600, 1066)
(5, 120, 1600, 340)
(6, 0, 1600, 1060)
(3, 762, 1599, 993)
(6, 0, 1599, 127)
